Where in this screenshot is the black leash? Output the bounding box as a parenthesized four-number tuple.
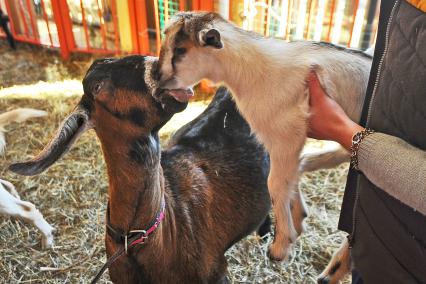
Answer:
(90, 232, 144, 284)
(91, 199, 165, 284)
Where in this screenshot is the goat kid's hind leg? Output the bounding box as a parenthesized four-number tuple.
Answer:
(290, 182, 308, 236)
(300, 143, 349, 173)
(0, 184, 54, 249)
(318, 238, 352, 284)
(267, 150, 301, 261)
(17, 199, 54, 249)
(290, 144, 349, 237)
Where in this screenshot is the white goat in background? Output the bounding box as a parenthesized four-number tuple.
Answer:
(0, 108, 54, 248)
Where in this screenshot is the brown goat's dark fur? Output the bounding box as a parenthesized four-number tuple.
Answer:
(10, 56, 272, 284)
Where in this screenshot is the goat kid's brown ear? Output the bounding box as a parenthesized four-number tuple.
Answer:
(198, 28, 223, 49)
(9, 109, 91, 176)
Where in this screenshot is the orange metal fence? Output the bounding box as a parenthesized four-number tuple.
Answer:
(0, 0, 379, 59)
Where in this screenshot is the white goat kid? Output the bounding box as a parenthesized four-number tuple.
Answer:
(0, 179, 54, 248)
(157, 12, 371, 264)
(0, 108, 54, 248)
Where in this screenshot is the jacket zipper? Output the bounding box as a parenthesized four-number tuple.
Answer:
(348, 0, 400, 248)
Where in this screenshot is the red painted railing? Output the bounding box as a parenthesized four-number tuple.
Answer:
(0, 0, 379, 59)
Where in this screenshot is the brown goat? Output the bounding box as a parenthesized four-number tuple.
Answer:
(9, 56, 272, 283)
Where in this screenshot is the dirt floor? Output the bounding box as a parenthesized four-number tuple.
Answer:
(0, 39, 350, 283)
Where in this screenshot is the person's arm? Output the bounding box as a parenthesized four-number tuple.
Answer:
(307, 72, 426, 216)
(358, 132, 426, 215)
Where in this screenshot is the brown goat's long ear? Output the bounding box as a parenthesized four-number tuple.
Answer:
(9, 109, 91, 176)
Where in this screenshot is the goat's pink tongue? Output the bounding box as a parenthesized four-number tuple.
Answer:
(167, 88, 194, 103)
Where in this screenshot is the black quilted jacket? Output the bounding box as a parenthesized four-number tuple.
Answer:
(339, 1, 426, 283)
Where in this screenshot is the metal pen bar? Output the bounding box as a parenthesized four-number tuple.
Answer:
(96, 0, 108, 50)
(40, 0, 53, 46)
(111, 0, 120, 53)
(80, 0, 91, 50)
(153, 0, 161, 54)
(17, 0, 30, 37)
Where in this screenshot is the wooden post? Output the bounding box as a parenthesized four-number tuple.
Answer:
(361, 0, 378, 49)
(326, 0, 336, 42)
(348, 0, 359, 47)
(179, 0, 185, 10)
(96, 0, 108, 50)
(153, 0, 161, 55)
(200, 0, 214, 11)
(116, 0, 133, 52)
(40, 0, 54, 46)
(110, 0, 120, 53)
(135, 0, 150, 54)
(128, 0, 140, 53)
(79, 0, 91, 49)
(192, 0, 200, 10)
(25, 0, 39, 41)
(265, 0, 272, 37)
(51, 0, 72, 59)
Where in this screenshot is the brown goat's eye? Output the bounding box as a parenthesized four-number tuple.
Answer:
(93, 82, 103, 94)
(174, 47, 187, 56)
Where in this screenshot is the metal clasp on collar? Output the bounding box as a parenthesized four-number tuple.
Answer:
(124, 230, 147, 254)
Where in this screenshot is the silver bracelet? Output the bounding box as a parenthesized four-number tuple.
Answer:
(350, 128, 375, 171)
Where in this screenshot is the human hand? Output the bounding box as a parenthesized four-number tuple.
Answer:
(307, 71, 364, 150)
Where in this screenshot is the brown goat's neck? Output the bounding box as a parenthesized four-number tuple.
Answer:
(100, 133, 165, 234)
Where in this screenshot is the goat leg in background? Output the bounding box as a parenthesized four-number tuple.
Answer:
(298, 144, 352, 283)
(0, 180, 54, 249)
(258, 187, 308, 239)
(318, 238, 352, 284)
(290, 183, 308, 236)
(299, 143, 350, 173)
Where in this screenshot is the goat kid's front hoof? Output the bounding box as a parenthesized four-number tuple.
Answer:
(267, 241, 291, 261)
(317, 270, 342, 284)
(41, 228, 55, 249)
(317, 276, 330, 284)
(42, 234, 54, 249)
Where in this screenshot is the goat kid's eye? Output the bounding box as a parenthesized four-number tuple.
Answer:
(174, 47, 187, 56)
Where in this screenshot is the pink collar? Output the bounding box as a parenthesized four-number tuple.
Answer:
(105, 197, 165, 248)
(91, 197, 166, 284)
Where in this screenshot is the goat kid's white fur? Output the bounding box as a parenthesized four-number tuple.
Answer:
(0, 179, 54, 248)
(159, 13, 371, 276)
(0, 108, 53, 248)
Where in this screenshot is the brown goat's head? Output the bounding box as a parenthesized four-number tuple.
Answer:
(9, 55, 189, 176)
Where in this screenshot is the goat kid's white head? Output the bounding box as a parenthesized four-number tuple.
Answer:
(158, 12, 224, 99)
(9, 56, 188, 176)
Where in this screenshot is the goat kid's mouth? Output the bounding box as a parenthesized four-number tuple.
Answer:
(163, 88, 194, 103)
